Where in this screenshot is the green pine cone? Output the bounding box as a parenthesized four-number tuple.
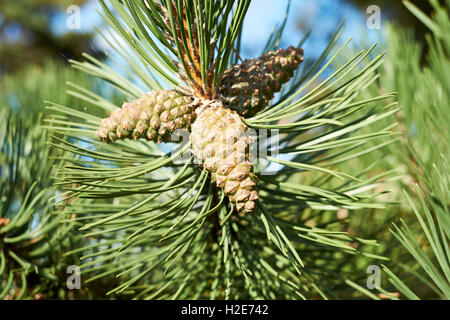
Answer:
(190, 104, 259, 214)
(96, 90, 198, 143)
(218, 46, 304, 117)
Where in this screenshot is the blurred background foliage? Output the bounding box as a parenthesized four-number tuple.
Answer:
(0, 0, 449, 299)
(0, 61, 124, 298)
(0, 0, 103, 75)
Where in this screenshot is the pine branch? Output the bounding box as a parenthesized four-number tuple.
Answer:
(45, 0, 399, 299)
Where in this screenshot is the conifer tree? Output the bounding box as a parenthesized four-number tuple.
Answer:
(0, 61, 124, 299)
(348, 0, 450, 300)
(41, 0, 401, 299)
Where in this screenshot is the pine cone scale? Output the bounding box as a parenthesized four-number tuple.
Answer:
(96, 90, 198, 143)
(190, 104, 259, 214)
(219, 46, 304, 117)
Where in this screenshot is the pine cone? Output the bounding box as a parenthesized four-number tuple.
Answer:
(218, 46, 304, 117)
(190, 104, 259, 214)
(96, 90, 198, 143)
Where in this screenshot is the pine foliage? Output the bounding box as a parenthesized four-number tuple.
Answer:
(0, 61, 123, 299)
(348, 0, 450, 299)
(40, 0, 403, 300)
(3, 0, 449, 301)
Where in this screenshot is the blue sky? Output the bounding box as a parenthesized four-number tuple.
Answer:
(240, 0, 381, 58)
(48, 0, 385, 60)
